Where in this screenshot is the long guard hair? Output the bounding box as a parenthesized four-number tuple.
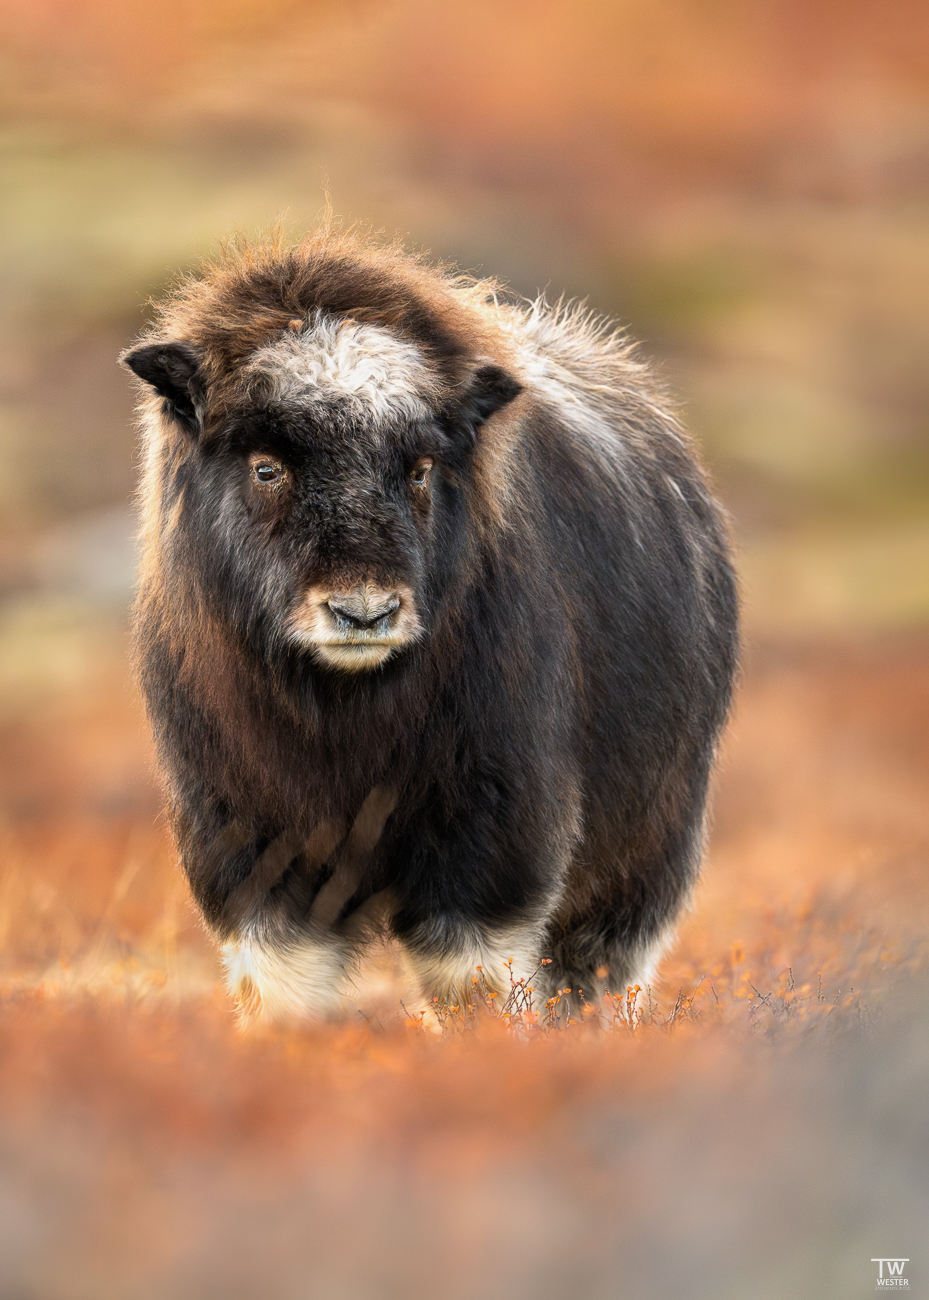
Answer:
(122, 224, 739, 1022)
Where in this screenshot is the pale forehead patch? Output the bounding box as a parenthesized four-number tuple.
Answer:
(248, 311, 439, 426)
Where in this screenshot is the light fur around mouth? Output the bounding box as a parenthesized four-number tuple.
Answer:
(288, 580, 423, 673)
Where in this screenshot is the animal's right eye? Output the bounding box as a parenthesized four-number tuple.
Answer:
(248, 454, 287, 486)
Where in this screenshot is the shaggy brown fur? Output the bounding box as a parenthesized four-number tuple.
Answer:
(123, 225, 738, 1023)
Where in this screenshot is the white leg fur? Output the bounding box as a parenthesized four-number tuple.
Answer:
(626, 924, 675, 992)
(222, 925, 355, 1025)
(404, 922, 547, 1014)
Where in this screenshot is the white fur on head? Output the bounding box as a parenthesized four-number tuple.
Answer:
(248, 311, 440, 426)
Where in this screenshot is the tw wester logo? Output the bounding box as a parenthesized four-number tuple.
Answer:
(872, 1259, 909, 1289)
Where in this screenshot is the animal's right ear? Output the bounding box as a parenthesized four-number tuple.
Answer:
(120, 342, 205, 435)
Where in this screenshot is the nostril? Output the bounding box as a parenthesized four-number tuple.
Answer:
(327, 596, 400, 631)
(327, 601, 373, 630)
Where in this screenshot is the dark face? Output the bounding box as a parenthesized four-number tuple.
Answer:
(123, 318, 521, 676)
(197, 401, 455, 673)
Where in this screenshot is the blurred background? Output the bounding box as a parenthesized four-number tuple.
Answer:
(0, 2, 928, 1297)
(2, 0, 929, 649)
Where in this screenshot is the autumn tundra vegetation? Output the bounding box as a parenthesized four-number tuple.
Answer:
(1, 0, 928, 1293)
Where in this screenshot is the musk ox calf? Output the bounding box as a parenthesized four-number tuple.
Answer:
(121, 229, 738, 1023)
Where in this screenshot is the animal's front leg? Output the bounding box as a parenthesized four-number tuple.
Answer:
(172, 796, 361, 1024)
(222, 918, 357, 1025)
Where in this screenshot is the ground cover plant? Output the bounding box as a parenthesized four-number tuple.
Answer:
(0, 630, 926, 1298)
(1, 3, 928, 1293)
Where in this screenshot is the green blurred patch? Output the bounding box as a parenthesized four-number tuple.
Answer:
(0, 596, 128, 720)
(2, 119, 929, 640)
(602, 248, 761, 332)
(739, 521, 929, 636)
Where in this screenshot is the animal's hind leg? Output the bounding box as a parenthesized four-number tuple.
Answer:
(545, 811, 705, 1016)
(542, 908, 679, 1018)
(400, 916, 549, 1018)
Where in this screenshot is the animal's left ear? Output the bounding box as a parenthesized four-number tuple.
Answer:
(462, 362, 523, 426)
(120, 341, 205, 435)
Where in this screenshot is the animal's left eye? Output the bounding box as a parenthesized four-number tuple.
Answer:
(410, 458, 433, 488)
